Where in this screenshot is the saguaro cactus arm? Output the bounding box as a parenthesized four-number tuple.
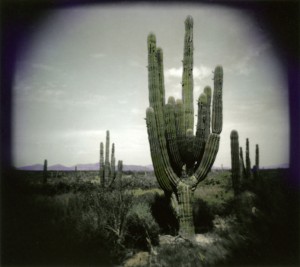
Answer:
(192, 133, 220, 188)
(164, 97, 184, 175)
(182, 16, 194, 134)
(193, 93, 208, 162)
(146, 107, 179, 193)
(146, 20, 223, 190)
(212, 66, 223, 134)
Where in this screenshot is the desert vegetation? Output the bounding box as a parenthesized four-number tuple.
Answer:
(1, 15, 299, 267)
(2, 167, 298, 266)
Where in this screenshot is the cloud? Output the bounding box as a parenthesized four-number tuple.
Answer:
(31, 63, 58, 72)
(165, 65, 212, 80)
(60, 129, 106, 139)
(228, 42, 271, 76)
(193, 65, 212, 80)
(129, 60, 143, 68)
(165, 67, 182, 79)
(131, 108, 143, 115)
(118, 99, 128, 105)
(90, 53, 106, 59)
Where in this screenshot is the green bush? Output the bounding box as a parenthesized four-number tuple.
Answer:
(125, 202, 159, 250)
(193, 198, 214, 233)
(155, 241, 205, 267)
(151, 193, 179, 235)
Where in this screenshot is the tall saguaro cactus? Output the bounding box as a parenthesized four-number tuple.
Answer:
(146, 16, 223, 238)
(99, 130, 123, 188)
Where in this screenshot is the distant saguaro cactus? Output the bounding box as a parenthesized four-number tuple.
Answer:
(245, 138, 251, 178)
(100, 142, 104, 185)
(43, 159, 48, 184)
(99, 130, 123, 187)
(254, 144, 259, 177)
(239, 147, 246, 176)
(146, 16, 223, 238)
(230, 131, 241, 195)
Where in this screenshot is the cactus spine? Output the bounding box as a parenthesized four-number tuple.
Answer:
(99, 130, 122, 187)
(43, 159, 48, 184)
(146, 16, 223, 238)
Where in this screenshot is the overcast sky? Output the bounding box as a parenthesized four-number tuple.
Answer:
(12, 3, 289, 168)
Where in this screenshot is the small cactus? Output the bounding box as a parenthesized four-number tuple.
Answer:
(254, 144, 260, 178)
(99, 130, 122, 187)
(230, 135, 259, 193)
(245, 138, 251, 178)
(43, 159, 48, 184)
(100, 142, 104, 186)
(105, 130, 110, 179)
(230, 130, 240, 195)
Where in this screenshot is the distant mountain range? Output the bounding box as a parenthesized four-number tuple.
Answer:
(18, 162, 289, 171)
(18, 163, 154, 172)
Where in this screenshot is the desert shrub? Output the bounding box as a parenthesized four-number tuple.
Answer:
(155, 241, 205, 267)
(133, 190, 157, 205)
(212, 215, 261, 266)
(2, 171, 134, 266)
(193, 198, 214, 233)
(117, 173, 159, 190)
(124, 202, 159, 250)
(151, 193, 179, 235)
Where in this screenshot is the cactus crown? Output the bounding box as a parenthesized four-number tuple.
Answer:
(146, 16, 223, 192)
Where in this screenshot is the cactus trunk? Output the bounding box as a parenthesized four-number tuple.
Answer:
(146, 16, 223, 238)
(255, 144, 259, 170)
(177, 183, 195, 238)
(105, 130, 110, 179)
(254, 144, 259, 178)
(230, 131, 240, 195)
(111, 143, 116, 179)
(245, 138, 251, 178)
(100, 142, 105, 187)
(239, 147, 246, 177)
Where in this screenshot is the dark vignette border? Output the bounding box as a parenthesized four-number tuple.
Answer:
(0, 0, 299, 266)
